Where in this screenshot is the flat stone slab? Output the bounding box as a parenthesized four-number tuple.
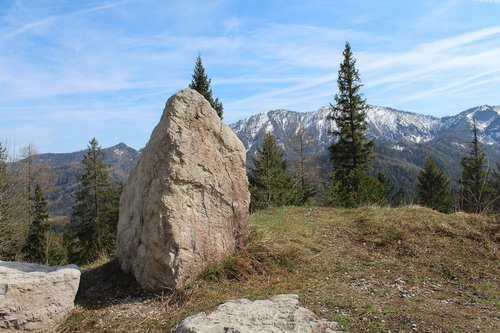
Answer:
(173, 294, 345, 333)
(0, 261, 80, 331)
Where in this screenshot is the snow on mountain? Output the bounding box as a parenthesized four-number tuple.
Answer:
(365, 106, 440, 144)
(437, 105, 500, 146)
(230, 105, 500, 160)
(34, 106, 498, 216)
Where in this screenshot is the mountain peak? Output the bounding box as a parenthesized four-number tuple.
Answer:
(460, 105, 499, 116)
(230, 104, 500, 157)
(112, 142, 130, 149)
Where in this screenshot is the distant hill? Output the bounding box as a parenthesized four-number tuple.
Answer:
(33, 143, 140, 216)
(35, 105, 499, 215)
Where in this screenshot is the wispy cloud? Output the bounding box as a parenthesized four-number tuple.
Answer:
(1, 0, 135, 41)
(415, 0, 461, 26)
(357, 24, 500, 109)
(0, 0, 498, 154)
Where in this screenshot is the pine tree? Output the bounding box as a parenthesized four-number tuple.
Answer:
(70, 138, 119, 264)
(377, 171, 393, 205)
(492, 162, 500, 213)
(416, 158, 454, 213)
(391, 187, 407, 206)
(189, 54, 223, 119)
(458, 119, 494, 213)
(248, 133, 295, 211)
(327, 42, 378, 207)
(23, 184, 50, 264)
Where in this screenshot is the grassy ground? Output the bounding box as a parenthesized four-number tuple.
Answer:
(58, 206, 499, 332)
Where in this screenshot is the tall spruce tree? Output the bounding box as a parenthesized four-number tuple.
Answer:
(327, 42, 378, 207)
(70, 138, 119, 264)
(416, 158, 455, 213)
(23, 184, 50, 264)
(189, 54, 223, 119)
(458, 119, 494, 213)
(248, 133, 296, 211)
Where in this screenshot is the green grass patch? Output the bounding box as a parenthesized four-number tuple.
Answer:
(58, 206, 499, 333)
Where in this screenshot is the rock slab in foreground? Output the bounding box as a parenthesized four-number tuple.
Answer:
(117, 88, 250, 291)
(173, 294, 345, 333)
(0, 261, 80, 332)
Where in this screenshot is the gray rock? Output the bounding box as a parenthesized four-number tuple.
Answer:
(0, 261, 80, 332)
(173, 294, 344, 333)
(117, 88, 250, 291)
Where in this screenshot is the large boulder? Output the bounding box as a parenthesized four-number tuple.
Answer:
(117, 88, 250, 291)
(173, 294, 344, 333)
(0, 261, 80, 331)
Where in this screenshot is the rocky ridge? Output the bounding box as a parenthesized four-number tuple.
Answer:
(230, 104, 500, 158)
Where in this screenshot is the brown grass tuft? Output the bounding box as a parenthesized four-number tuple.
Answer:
(58, 206, 499, 332)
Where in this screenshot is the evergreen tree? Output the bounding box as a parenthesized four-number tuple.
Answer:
(248, 133, 296, 211)
(458, 119, 494, 213)
(70, 138, 119, 264)
(327, 42, 378, 207)
(416, 158, 455, 213)
(492, 162, 500, 213)
(189, 54, 224, 119)
(288, 175, 315, 207)
(23, 184, 50, 264)
(377, 171, 393, 205)
(391, 187, 407, 206)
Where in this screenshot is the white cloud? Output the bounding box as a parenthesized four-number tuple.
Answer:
(223, 16, 242, 36)
(0, 1, 499, 153)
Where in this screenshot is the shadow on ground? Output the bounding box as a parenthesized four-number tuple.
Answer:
(76, 258, 154, 310)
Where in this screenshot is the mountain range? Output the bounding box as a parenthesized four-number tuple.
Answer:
(231, 104, 499, 157)
(33, 105, 499, 216)
(231, 104, 499, 198)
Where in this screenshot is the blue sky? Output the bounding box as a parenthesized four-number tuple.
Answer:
(1, 0, 499, 154)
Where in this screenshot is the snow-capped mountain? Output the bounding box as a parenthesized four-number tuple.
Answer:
(230, 105, 499, 196)
(230, 105, 500, 159)
(32, 105, 500, 216)
(438, 105, 500, 146)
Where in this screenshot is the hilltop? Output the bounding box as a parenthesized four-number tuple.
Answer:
(59, 206, 499, 332)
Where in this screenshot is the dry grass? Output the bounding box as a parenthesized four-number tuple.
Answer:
(58, 206, 499, 332)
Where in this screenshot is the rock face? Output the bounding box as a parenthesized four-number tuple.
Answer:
(173, 294, 344, 333)
(117, 88, 250, 291)
(0, 261, 80, 331)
